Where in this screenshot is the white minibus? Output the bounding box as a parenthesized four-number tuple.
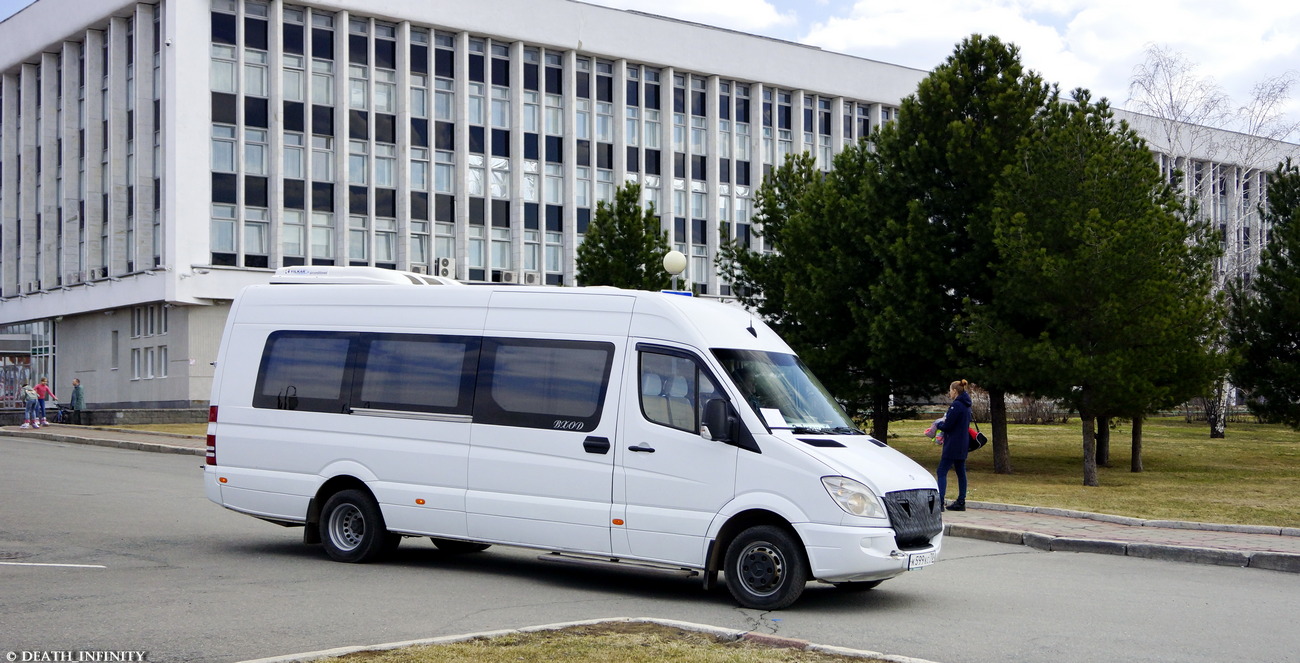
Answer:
(204, 267, 942, 609)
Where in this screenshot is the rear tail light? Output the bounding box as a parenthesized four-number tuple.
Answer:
(206, 406, 218, 465)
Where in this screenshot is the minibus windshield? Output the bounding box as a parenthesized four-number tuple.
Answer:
(713, 349, 862, 435)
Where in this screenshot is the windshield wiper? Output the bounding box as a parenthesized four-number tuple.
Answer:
(791, 426, 864, 435)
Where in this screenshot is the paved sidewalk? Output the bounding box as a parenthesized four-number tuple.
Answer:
(4, 423, 1299, 573)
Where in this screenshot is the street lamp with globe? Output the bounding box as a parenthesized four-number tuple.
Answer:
(662, 250, 687, 292)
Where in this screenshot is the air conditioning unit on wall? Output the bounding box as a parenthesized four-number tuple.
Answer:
(410, 264, 428, 274)
(500, 270, 518, 283)
(523, 272, 541, 285)
(435, 257, 456, 278)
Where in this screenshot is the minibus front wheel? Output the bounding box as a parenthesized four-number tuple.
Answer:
(724, 525, 808, 610)
(321, 489, 398, 563)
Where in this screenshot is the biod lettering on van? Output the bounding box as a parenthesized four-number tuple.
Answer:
(204, 266, 942, 609)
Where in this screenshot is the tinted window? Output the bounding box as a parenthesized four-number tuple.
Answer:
(639, 350, 720, 433)
(254, 332, 353, 412)
(254, 331, 479, 416)
(354, 335, 478, 414)
(475, 339, 613, 431)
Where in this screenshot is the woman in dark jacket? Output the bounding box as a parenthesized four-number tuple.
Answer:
(936, 379, 973, 511)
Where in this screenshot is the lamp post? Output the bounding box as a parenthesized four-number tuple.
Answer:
(662, 250, 687, 292)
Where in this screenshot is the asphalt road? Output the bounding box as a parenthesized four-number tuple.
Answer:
(3, 436, 1299, 663)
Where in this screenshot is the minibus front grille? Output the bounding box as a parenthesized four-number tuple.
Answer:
(883, 489, 943, 549)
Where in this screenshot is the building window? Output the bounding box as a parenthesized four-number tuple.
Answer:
(468, 225, 486, 270)
(211, 44, 237, 93)
(348, 140, 369, 185)
(245, 207, 269, 256)
(490, 157, 510, 198)
(411, 73, 428, 118)
(375, 68, 396, 113)
(284, 132, 305, 179)
(348, 64, 369, 109)
(435, 77, 454, 120)
(411, 147, 429, 190)
(375, 143, 396, 188)
(245, 128, 268, 176)
(410, 219, 430, 266)
(434, 150, 455, 193)
(312, 59, 334, 105)
(349, 215, 369, 261)
(283, 54, 306, 102)
(211, 203, 237, 252)
(283, 209, 306, 257)
(244, 49, 269, 97)
(491, 86, 510, 129)
(211, 125, 237, 172)
(491, 227, 512, 271)
(312, 211, 335, 258)
(312, 135, 334, 181)
(468, 82, 486, 125)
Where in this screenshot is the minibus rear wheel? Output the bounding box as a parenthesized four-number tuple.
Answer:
(321, 489, 395, 563)
(724, 525, 808, 610)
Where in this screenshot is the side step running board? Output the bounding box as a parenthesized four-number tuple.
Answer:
(537, 552, 700, 578)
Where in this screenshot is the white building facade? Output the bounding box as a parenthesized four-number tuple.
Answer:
(0, 0, 1295, 410)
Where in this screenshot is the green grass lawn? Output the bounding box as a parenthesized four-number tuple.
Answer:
(889, 417, 1300, 528)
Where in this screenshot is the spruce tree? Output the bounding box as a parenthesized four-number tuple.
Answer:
(575, 183, 671, 291)
(1227, 159, 1300, 428)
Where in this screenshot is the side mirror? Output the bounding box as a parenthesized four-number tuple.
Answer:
(702, 398, 735, 443)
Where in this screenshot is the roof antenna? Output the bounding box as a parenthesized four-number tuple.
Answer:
(747, 319, 758, 338)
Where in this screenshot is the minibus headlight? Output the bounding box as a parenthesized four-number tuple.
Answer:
(821, 476, 887, 519)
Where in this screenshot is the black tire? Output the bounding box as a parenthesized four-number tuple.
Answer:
(429, 537, 492, 554)
(320, 489, 394, 563)
(834, 579, 884, 592)
(724, 525, 808, 610)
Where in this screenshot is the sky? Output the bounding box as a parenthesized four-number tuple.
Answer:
(1, 0, 1297, 133)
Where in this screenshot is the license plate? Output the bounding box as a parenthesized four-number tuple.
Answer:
(908, 551, 936, 570)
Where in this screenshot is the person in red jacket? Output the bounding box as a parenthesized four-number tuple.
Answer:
(34, 376, 57, 427)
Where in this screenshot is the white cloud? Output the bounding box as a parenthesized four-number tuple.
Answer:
(799, 0, 1300, 125)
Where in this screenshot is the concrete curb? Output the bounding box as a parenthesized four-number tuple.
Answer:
(0, 427, 204, 456)
(965, 500, 1300, 537)
(946, 506, 1300, 573)
(235, 617, 944, 663)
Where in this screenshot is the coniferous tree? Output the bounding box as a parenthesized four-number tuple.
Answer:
(575, 183, 671, 291)
(1227, 159, 1300, 428)
(971, 89, 1223, 486)
(869, 35, 1049, 471)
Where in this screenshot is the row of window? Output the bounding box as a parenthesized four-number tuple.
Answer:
(255, 331, 614, 431)
(254, 331, 726, 435)
(130, 345, 168, 381)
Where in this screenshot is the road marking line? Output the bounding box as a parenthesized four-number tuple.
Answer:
(0, 561, 107, 568)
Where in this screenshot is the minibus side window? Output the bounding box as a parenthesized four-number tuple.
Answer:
(474, 338, 614, 431)
(353, 334, 479, 414)
(638, 350, 720, 434)
(254, 331, 355, 412)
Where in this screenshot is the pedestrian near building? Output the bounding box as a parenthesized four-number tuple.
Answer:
(70, 378, 86, 424)
(34, 377, 57, 427)
(936, 379, 973, 511)
(20, 381, 40, 428)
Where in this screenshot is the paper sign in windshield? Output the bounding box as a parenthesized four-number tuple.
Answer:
(761, 408, 790, 429)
